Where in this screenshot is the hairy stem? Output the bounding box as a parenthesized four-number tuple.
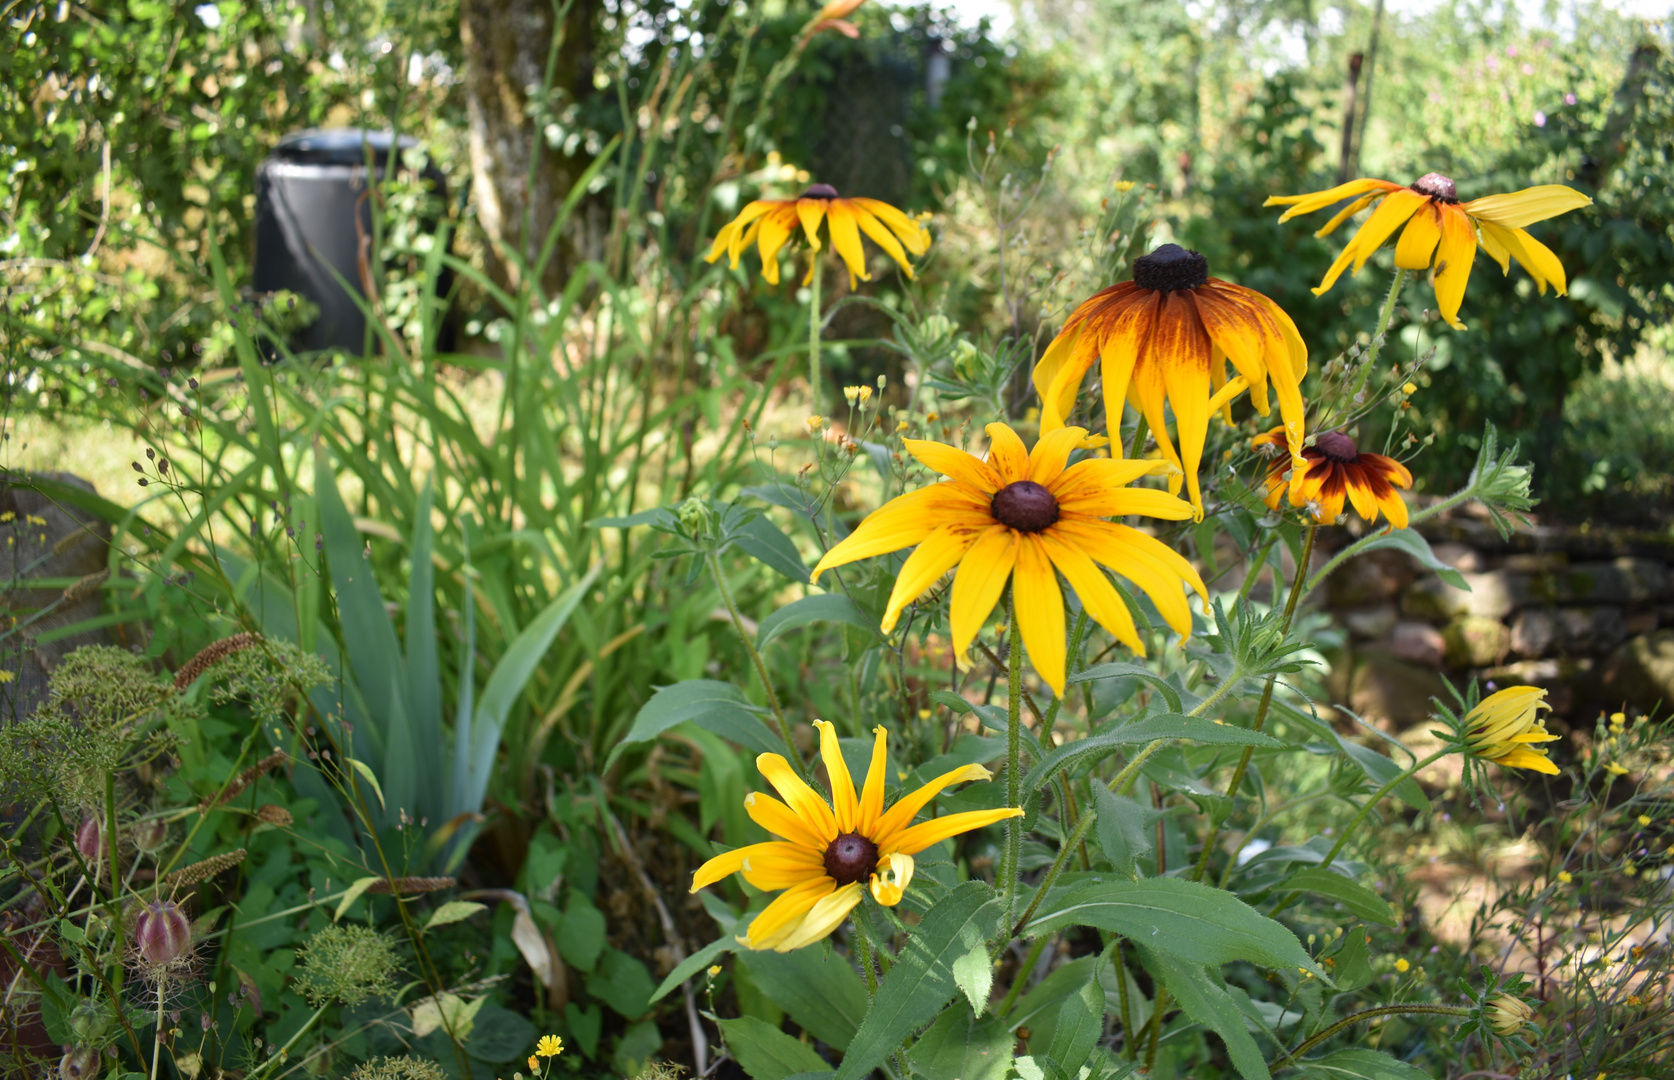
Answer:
(808, 249, 823, 409)
(1272, 1003, 1469, 1068)
(1003, 589, 1023, 928)
(1349, 267, 1407, 401)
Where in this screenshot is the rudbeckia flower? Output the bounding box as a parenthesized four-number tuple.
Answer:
(1464, 686, 1559, 775)
(690, 721, 1021, 951)
(810, 422, 1208, 696)
(1252, 427, 1412, 529)
(1265, 173, 1592, 330)
(1032, 244, 1310, 520)
(704, 183, 930, 287)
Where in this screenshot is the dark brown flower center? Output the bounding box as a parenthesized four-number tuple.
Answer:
(1410, 172, 1458, 203)
(824, 832, 879, 885)
(1132, 243, 1209, 292)
(800, 183, 840, 200)
(1314, 430, 1360, 463)
(991, 480, 1059, 532)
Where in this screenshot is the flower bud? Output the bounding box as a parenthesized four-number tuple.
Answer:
(75, 816, 103, 863)
(135, 899, 192, 969)
(59, 1047, 99, 1080)
(131, 818, 169, 853)
(1484, 993, 1534, 1036)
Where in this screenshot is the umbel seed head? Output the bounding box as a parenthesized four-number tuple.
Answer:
(1132, 243, 1209, 292)
(135, 899, 192, 969)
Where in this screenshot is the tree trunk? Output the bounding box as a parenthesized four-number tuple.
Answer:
(459, 0, 607, 298)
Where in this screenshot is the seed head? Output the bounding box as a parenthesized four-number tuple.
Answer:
(134, 899, 192, 970)
(75, 816, 103, 862)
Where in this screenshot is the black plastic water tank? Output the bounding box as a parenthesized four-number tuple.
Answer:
(253, 129, 450, 354)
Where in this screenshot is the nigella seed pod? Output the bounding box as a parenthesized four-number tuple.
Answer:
(134, 899, 192, 969)
(75, 816, 103, 862)
(131, 818, 169, 853)
(59, 1046, 99, 1080)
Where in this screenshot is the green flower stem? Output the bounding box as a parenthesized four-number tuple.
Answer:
(852, 915, 881, 998)
(1008, 671, 1247, 939)
(150, 983, 165, 1080)
(1127, 413, 1150, 461)
(808, 249, 823, 409)
(1114, 940, 1136, 1060)
(1349, 268, 1408, 402)
(1271, 1003, 1469, 1069)
(1191, 524, 1317, 884)
(246, 1003, 329, 1080)
(704, 550, 800, 763)
(998, 934, 1048, 1016)
(1271, 744, 1452, 916)
(1305, 480, 1482, 597)
(1003, 589, 1024, 928)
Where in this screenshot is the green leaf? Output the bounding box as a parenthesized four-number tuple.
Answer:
(1024, 715, 1283, 798)
(403, 477, 445, 826)
(461, 564, 599, 813)
(1338, 739, 1430, 814)
(1093, 785, 1156, 878)
(757, 594, 880, 649)
(464, 1001, 537, 1063)
(649, 934, 735, 1004)
(588, 507, 676, 529)
(909, 1002, 1013, 1080)
(1009, 957, 1097, 1039)
(1144, 949, 1270, 1080)
(1328, 929, 1374, 992)
(1045, 974, 1104, 1076)
(556, 891, 606, 972)
(335, 876, 380, 922)
(952, 944, 994, 1016)
(1282, 868, 1396, 926)
(587, 948, 655, 1019)
(424, 901, 487, 930)
(732, 513, 810, 583)
(719, 1017, 831, 1080)
(1025, 878, 1326, 978)
(1068, 662, 1183, 711)
(834, 881, 1003, 1080)
(739, 944, 871, 1050)
(605, 679, 782, 769)
(1351, 530, 1470, 591)
(1295, 1048, 1434, 1080)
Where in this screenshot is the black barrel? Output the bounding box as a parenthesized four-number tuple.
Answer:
(253, 129, 449, 354)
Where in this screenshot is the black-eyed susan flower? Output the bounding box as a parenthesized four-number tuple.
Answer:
(1464, 686, 1560, 775)
(1033, 244, 1310, 519)
(690, 721, 1020, 951)
(704, 184, 930, 287)
(1484, 993, 1535, 1036)
(1252, 426, 1412, 529)
(810, 422, 1208, 695)
(1265, 174, 1592, 330)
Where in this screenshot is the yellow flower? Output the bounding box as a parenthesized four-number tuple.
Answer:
(0, 670, 12, 684)
(706, 965, 722, 978)
(690, 722, 1021, 951)
(1114, 180, 1136, 192)
(809, 422, 1208, 695)
(1557, 871, 1573, 884)
(527, 1057, 539, 1072)
(1464, 686, 1560, 775)
(1252, 427, 1412, 529)
(1265, 174, 1592, 330)
(1394, 958, 1410, 973)
(705, 184, 930, 287)
(1402, 382, 1417, 394)
(536, 1035, 563, 1058)
(1032, 244, 1310, 518)
(1484, 993, 1534, 1036)
(806, 416, 825, 434)
(1638, 814, 1652, 827)
(1605, 762, 1629, 776)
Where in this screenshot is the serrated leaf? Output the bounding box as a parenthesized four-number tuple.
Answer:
(757, 594, 880, 649)
(740, 945, 871, 1050)
(1295, 1048, 1434, 1080)
(1025, 878, 1326, 979)
(1282, 868, 1396, 926)
(335, 876, 380, 922)
(1046, 975, 1104, 1076)
(908, 1002, 1012, 1080)
(1024, 715, 1283, 798)
(833, 881, 1002, 1080)
(719, 1017, 830, 1080)
(1093, 785, 1156, 878)
(424, 900, 487, 930)
(1329, 928, 1373, 991)
(1067, 662, 1183, 711)
(1144, 949, 1270, 1080)
(952, 944, 994, 1016)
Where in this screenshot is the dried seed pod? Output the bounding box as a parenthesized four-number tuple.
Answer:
(75, 816, 103, 863)
(365, 876, 456, 895)
(199, 750, 288, 812)
(254, 804, 292, 827)
(162, 847, 246, 888)
(59, 1046, 99, 1080)
(130, 818, 169, 853)
(173, 632, 261, 692)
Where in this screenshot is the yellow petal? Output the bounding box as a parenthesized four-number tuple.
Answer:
(905, 439, 1003, 492)
(849, 198, 930, 255)
(1028, 425, 1089, 485)
(756, 753, 838, 842)
(742, 877, 834, 950)
(882, 521, 985, 632)
(1479, 221, 1567, 295)
(1265, 178, 1390, 221)
(1013, 535, 1067, 694)
(744, 791, 829, 851)
(1098, 300, 1152, 448)
(763, 882, 864, 952)
(795, 199, 826, 250)
(1393, 203, 1443, 269)
(1050, 457, 1170, 502)
(1058, 487, 1198, 521)
(755, 208, 797, 285)
(825, 201, 870, 288)
(948, 525, 1016, 661)
(1040, 531, 1144, 658)
(1033, 325, 1090, 434)
(869, 851, 914, 906)
(811, 484, 982, 583)
(708, 201, 775, 262)
(741, 843, 830, 891)
(692, 841, 794, 892)
(815, 719, 859, 831)
(1491, 747, 1560, 775)
(849, 202, 915, 278)
(984, 423, 1031, 485)
(871, 763, 994, 849)
(1432, 206, 1477, 330)
(890, 807, 1025, 856)
(856, 726, 889, 835)
(1313, 191, 1379, 237)
(1462, 184, 1591, 230)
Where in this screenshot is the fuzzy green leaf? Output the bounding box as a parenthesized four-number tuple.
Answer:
(1024, 715, 1283, 798)
(1294, 1048, 1435, 1080)
(1282, 868, 1396, 926)
(909, 1003, 1013, 1080)
(1145, 949, 1270, 1080)
(718, 1017, 830, 1080)
(757, 594, 881, 649)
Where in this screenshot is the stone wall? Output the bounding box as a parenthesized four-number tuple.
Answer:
(1317, 501, 1674, 733)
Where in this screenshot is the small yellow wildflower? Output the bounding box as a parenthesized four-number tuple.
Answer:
(1639, 814, 1652, 827)
(844, 386, 861, 404)
(1623, 861, 1637, 877)
(0, 511, 12, 522)
(0, 670, 12, 684)
(1628, 995, 1643, 1006)
(857, 386, 873, 405)
(925, 411, 939, 423)
(1402, 382, 1417, 394)
(806, 416, 825, 434)
(26, 514, 45, 526)
(537, 1035, 563, 1058)
(896, 420, 909, 432)
(528, 1057, 539, 1072)
(1557, 871, 1573, 884)
(1605, 762, 1629, 776)
(1610, 711, 1625, 725)
(707, 965, 722, 978)
(1394, 958, 1410, 973)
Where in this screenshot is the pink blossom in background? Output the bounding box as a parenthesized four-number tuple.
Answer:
(1534, 111, 1547, 126)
